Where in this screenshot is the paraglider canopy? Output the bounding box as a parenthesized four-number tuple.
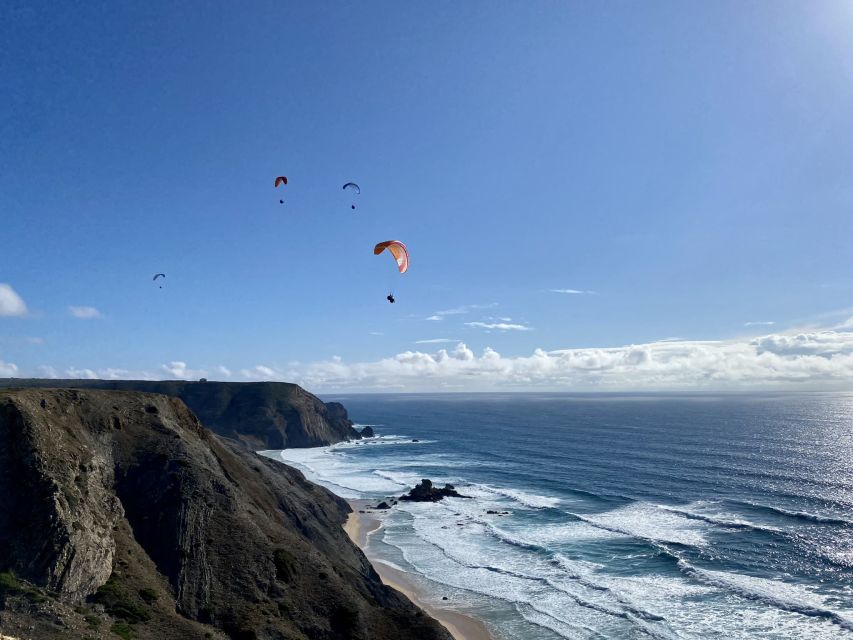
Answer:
(275, 176, 287, 204)
(153, 273, 165, 281)
(343, 182, 360, 210)
(374, 240, 409, 274)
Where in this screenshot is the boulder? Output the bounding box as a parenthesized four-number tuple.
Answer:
(399, 479, 467, 502)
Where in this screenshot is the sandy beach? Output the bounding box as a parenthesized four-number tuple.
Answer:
(344, 500, 493, 640)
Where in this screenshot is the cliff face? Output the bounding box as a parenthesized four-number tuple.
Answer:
(0, 380, 359, 450)
(0, 389, 451, 640)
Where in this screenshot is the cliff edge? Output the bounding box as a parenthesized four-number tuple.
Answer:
(0, 388, 451, 640)
(0, 380, 358, 450)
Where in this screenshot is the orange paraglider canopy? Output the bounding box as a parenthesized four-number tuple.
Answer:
(274, 176, 288, 187)
(374, 240, 409, 274)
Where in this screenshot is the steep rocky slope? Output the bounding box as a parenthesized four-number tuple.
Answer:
(0, 388, 451, 640)
(0, 380, 359, 449)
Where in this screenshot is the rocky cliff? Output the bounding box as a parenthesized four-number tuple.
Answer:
(0, 380, 359, 450)
(0, 389, 451, 640)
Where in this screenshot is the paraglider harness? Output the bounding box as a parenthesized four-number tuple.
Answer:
(387, 294, 395, 304)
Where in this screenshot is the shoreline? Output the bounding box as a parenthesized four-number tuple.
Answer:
(344, 500, 493, 640)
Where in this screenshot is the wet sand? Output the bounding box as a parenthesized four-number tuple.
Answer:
(345, 500, 492, 640)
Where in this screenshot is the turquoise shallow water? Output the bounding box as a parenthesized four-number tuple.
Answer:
(264, 392, 853, 639)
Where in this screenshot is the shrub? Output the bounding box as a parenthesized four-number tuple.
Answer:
(110, 622, 136, 639)
(94, 576, 150, 624)
(0, 570, 47, 605)
(138, 588, 158, 603)
(0, 571, 22, 594)
(85, 613, 102, 628)
(273, 548, 297, 582)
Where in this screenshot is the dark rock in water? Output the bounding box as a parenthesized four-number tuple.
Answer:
(399, 479, 468, 502)
(360, 425, 375, 438)
(0, 379, 361, 450)
(412, 438, 419, 442)
(375, 501, 391, 510)
(442, 596, 448, 601)
(0, 388, 452, 640)
(486, 510, 511, 515)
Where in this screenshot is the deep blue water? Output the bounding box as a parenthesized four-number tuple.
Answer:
(265, 393, 853, 639)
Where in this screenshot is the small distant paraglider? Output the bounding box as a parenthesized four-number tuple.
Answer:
(153, 273, 166, 289)
(342, 182, 360, 210)
(374, 240, 408, 303)
(275, 176, 287, 204)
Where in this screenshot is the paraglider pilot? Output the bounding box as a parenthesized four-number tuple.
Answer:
(387, 294, 395, 304)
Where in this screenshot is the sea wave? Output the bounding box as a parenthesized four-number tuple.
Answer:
(477, 484, 562, 509)
(677, 561, 853, 632)
(334, 435, 437, 448)
(657, 503, 785, 535)
(567, 503, 710, 548)
(394, 503, 679, 637)
(729, 500, 853, 527)
(373, 469, 423, 487)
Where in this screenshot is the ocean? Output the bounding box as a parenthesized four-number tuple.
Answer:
(262, 393, 853, 639)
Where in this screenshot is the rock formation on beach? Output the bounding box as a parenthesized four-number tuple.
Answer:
(0, 379, 359, 450)
(0, 388, 451, 640)
(358, 426, 375, 438)
(399, 479, 467, 503)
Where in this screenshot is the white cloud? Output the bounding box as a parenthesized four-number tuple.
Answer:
(751, 331, 853, 357)
(744, 321, 775, 327)
(27, 337, 45, 345)
(69, 306, 102, 319)
(60, 366, 150, 380)
(265, 325, 853, 392)
(415, 338, 461, 344)
(161, 361, 206, 380)
(240, 365, 278, 380)
(101, 368, 133, 380)
(66, 367, 98, 379)
(37, 365, 58, 378)
(217, 365, 232, 378)
(0, 359, 19, 376)
(549, 289, 597, 295)
(426, 303, 498, 321)
(466, 321, 531, 331)
(0, 284, 28, 317)
(16, 321, 853, 392)
(369, 331, 384, 336)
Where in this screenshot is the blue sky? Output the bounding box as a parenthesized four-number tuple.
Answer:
(2, 1, 853, 390)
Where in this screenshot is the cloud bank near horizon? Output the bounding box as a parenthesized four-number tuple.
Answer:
(8, 323, 853, 392)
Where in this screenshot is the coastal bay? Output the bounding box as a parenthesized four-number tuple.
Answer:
(344, 500, 493, 640)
